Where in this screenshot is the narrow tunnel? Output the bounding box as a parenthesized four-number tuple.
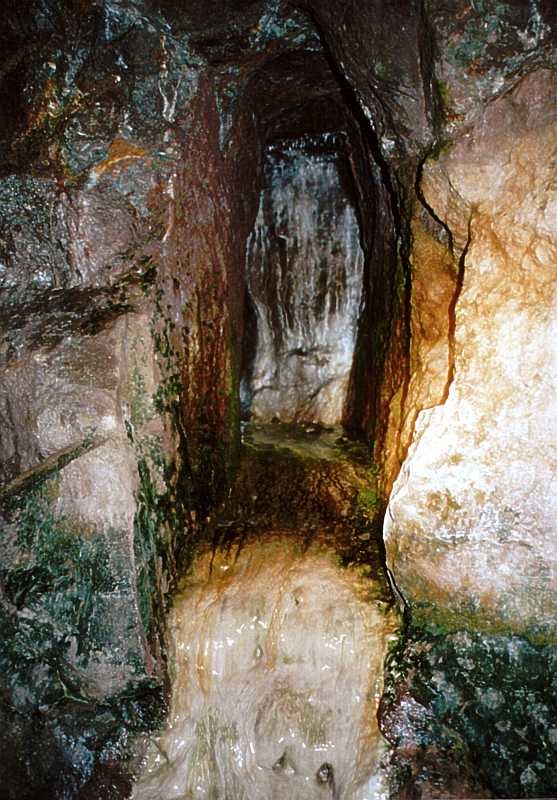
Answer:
(132, 25, 405, 800)
(1, 2, 556, 799)
(227, 41, 406, 450)
(166, 28, 406, 515)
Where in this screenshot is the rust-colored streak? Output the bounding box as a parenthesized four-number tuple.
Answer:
(92, 137, 149, 178)
(154, 76, 260, 502)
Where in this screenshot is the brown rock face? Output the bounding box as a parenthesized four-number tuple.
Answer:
(155, 77, 260, 507)
(385, 68, 557, 638)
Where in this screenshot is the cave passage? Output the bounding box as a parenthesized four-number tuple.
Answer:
(3, 2, 556, 797)
(228, 36, 400, 449)
(133, 25, 401, 799)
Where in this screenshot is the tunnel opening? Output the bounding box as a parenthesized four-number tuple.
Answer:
(234, 42, 404, 452)
(134, 21, 406, 800)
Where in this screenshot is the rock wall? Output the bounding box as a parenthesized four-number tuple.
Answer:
(377, 19, 557, 799)
(245, 139, 364, 424)
(0, 4, 262, 795)
(385, 67, 557, 639)
(156, 76, 260, 509)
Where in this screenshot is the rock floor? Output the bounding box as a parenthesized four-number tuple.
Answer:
(132, 424, 397, 799)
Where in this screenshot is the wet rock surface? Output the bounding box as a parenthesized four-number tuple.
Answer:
(133, 536, 397, 800)
(211, 423, 391, 593)
(381, 622, 557, 798)
(131, 424, 397, 796)
(0, 479, 166, 799)
(1, 0, 556, 797)
(384, 67, 557, 640)
(244, 138, 364, 425)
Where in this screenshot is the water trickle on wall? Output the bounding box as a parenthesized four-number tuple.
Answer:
(243, 137, 365, 425)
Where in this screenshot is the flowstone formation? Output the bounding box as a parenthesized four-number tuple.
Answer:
(133, 537, 395, 800)
(1, 0, 556, 798)
(244, 138, 365, 425)
(132, 426, 396, 799)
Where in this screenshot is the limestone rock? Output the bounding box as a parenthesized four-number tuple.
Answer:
(384, 69, 557, 638)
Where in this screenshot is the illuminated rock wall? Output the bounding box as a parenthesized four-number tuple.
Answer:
(384, 68, 557, 639)
(245, 143, 364, 425)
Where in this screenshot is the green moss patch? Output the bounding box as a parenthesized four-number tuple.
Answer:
(382, 617, 557, 797)
(0, 482, 166, 797)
